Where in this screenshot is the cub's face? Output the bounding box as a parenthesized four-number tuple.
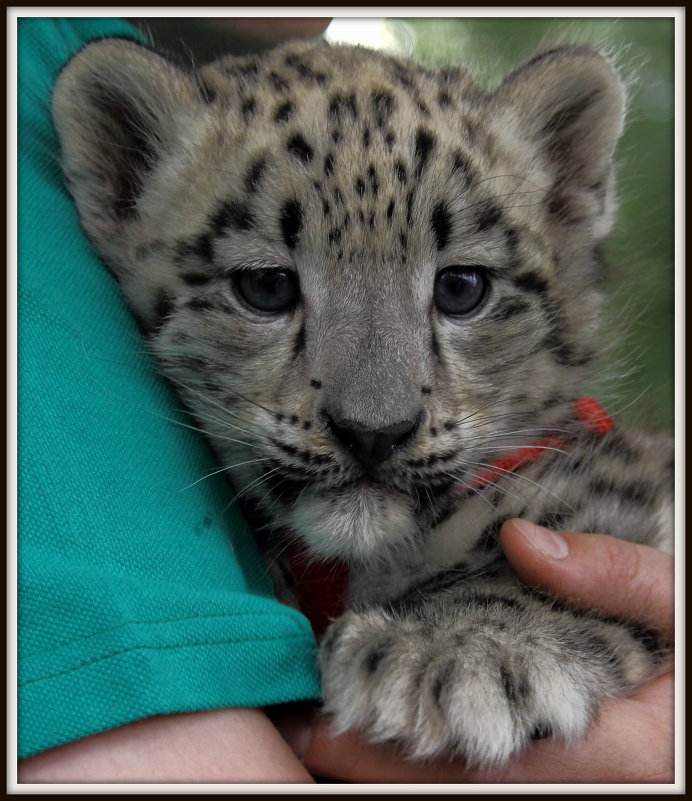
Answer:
(53, 39, 624, 561)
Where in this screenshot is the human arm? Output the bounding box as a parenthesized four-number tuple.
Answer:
(18, 708, 313, 784)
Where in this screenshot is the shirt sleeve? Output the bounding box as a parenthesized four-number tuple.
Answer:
(17, 16, 320, 759)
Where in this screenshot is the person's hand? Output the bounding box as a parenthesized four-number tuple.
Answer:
(276, 520, 674, 783)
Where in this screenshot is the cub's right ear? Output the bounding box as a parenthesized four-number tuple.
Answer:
(52, 38, 202, 243)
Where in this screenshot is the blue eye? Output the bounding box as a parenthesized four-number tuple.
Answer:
(233, 268, 299, 313)
(434, 266, 489, 316)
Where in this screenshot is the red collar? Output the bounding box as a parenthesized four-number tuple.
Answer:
(285, 397, 613, 639)
(463, 396, 613, 493)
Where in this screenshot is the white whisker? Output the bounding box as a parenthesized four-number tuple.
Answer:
(178, 457, 273, 492)
(226, 465, 284, 509)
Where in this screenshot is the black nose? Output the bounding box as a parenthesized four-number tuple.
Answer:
(325, 413, 420, 468)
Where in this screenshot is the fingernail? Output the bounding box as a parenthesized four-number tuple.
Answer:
(512, 519, 570, 559)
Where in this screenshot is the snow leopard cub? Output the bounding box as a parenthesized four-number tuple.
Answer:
(53, 37, 673, 765)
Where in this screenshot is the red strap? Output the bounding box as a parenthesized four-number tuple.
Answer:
(463, 433, 568, 492)
(282, 538, 349, 640)
(285, 397, 612, 639)
(573, 396, 614, 435)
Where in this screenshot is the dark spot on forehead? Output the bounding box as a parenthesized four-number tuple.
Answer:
(371, 90, 395, 127)
(431, 202, 452, 251)
(238, 60, 260, 78)
(286, 133, 314, 163)
(242, 97, 257, 119)
(451, 151, 474, 187)
(280, 200, 303, 249)
(244, 158, 267, 194)
(329, 93, 358, 119)
(504, 226, 519, 257)
(476, 203, 502, 232)
(274, 100, 294, 124)
(437, 90, 452, 108)
(391, 62, 415, 92)
(367, 166, 379, 195)
(211, 200, 255, 234)
(190, 233, 213, 262)
(414, 129, 435, 176)
(269, 71, 289, 92)
(285, 52, 327, 83)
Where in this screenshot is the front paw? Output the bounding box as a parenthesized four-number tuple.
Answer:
(319, 602, 653, 765)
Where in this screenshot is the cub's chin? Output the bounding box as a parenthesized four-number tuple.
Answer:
(286, 481, 418, 562)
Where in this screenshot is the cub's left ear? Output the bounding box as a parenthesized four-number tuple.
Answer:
(52, 38, 203, 246)
(494, 47, 626, 236)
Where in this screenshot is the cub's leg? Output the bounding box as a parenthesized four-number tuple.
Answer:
(319, 577, 665, 765)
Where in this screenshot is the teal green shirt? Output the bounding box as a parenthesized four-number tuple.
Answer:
(17, 16, 320, 759)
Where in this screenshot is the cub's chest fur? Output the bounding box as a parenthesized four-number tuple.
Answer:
(53, 37, 672, 765)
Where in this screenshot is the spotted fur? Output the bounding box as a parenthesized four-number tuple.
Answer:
(53, 38, 673, 766)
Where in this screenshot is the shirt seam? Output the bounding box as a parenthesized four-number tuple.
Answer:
(20, 631, 317, 688)
(20, 608, 308, 660)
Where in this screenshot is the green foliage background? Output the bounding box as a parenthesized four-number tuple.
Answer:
(402, 17, 675, 431)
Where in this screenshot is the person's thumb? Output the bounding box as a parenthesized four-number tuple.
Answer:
(499, 519, 674, 640)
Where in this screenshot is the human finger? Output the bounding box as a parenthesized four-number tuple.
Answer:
(499, 519, 674, 640)
(277, 672, 673, 784)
